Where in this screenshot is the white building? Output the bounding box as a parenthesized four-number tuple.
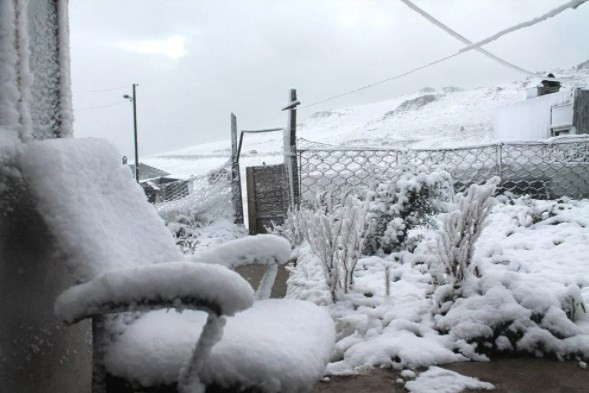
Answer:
(494, 83, 589, 141)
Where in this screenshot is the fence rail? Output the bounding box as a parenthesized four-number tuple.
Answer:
(298, 138, 589, 202)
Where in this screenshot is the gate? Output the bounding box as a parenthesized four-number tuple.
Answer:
(246, 164, 290, 234)
(232, 89, 300, 233)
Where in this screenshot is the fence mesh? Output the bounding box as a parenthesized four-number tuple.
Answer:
(152, 162, 234, 222)
(299, 138, 589, 203)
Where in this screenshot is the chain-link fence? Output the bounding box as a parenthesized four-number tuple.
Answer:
(299, 138, 589, 203)
(151, 163, 234, 222)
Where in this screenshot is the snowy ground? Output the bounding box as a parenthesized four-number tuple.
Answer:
(284, 196, 589, 391)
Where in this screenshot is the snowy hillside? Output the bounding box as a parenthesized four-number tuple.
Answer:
(145, 61, 589, 179)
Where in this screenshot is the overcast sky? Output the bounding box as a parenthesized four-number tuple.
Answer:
(69, 0, 589, 158)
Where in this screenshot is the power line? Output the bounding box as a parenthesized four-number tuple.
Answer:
(303, 53, 460, 108)
(73, 85, 129, 94)
(303, 0, 587, 108)
(458, 0, 588, 54)
(400, 0, 538, 78)
(75, 101, 127, 111)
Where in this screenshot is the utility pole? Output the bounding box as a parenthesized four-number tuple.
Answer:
(124, 83, 140, 182)
(230, 113, 244, 224)
(282, 88, 300, 208)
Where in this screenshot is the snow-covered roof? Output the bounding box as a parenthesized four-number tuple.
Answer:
(128, 163, 171, 182)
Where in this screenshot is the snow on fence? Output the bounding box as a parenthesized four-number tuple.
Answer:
(152, 163, 234, 223)
(298, 138, 589, 203)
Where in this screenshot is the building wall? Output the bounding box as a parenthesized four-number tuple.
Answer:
(1, 0, 73, 142)
(0, 1, 91, 392)
(494, 89, 575, 141)
(0, 176, 92, 393)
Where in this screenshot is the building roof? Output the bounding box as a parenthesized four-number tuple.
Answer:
(128, 163, 170, 182)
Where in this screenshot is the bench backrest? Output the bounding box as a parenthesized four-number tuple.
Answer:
(19, 138, 181, 283)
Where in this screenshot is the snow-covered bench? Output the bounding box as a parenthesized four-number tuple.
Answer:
(19, 138, 335, 393)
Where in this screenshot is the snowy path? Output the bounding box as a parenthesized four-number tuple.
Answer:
(311, 357, 587, 393)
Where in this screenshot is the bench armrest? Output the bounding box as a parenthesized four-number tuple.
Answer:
(189, 234, 291, 268)
(190, 235, 291, 300)
(55, 262, 255, 325)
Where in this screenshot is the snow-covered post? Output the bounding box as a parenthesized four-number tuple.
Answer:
(230, 113, 244, 224)
(282, 89, 300, 209)
(56, 0, 74, 137)
(496, 143, 503, 186)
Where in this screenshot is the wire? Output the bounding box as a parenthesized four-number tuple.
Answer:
(303, 52, 459, 108)
(75, 101, 128, 111)
(400, 0, 538, 78)
(73, 85, 129, 94)
(303, 0, 587, 108)
(458, 0, 588, 54)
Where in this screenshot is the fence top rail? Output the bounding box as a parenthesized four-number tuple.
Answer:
(298, 136, 589, 154)
(242, 127, 284, 134)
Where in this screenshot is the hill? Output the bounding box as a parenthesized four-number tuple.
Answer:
(145, 61, 589, 179)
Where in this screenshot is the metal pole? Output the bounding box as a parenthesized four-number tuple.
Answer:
(282, 88, 300, 208)
(132, 83, 139, 182)
(231, 113, 244, 224)
(289, 89, 299, 207)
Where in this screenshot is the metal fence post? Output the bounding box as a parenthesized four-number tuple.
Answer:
(496, 143, 503, 186)
(298, 150, 303, 202)
(230, 113, 244, 224)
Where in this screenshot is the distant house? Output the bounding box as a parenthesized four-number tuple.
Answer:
(128, 162, 171, 182)
(495, 79, 589, 141)
(126, 161, 189, 203)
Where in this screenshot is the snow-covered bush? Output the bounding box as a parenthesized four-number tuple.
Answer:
(166, 213, 202, 254)
(306, 196, 369, 302)
(504, 194, 570, 228)
(289, 194, 589, 373)
(432, 177, 499, 284)
(164, 213, 246, 255)
(363, 166, 452, 255)
(562, 285, 588, 323)
(268, 207, 310, 248)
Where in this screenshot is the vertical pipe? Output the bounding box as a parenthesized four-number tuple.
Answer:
(496, 143, 503, 184)
(132, 83, 139, 182)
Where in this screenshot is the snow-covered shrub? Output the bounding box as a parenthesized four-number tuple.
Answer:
(166, 213, 202, 254)
(268, 207, 310, 248)
(363, 166, 452, 255)
(502, 194, 569, 228)
(288, 195, 589, 372)
(302, 188, 356, 216)
(433, 177, 499, 284)
(162, 207, 246, 255)
(562, 285, 588, 323)
(306, 196, 369, 302)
